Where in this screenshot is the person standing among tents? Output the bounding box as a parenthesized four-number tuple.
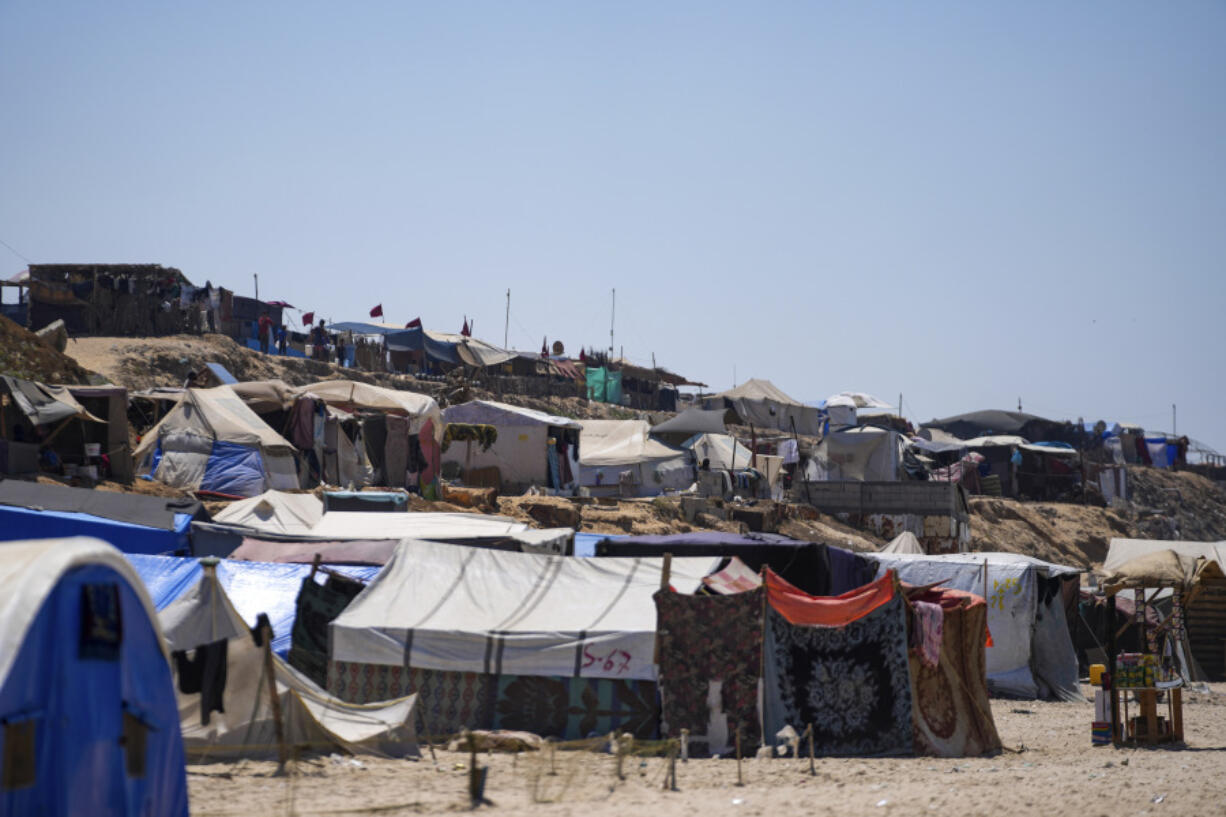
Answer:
(276, 322, 288, 355)
(312, 319, 330, 361)
(258, 310, 273, 354)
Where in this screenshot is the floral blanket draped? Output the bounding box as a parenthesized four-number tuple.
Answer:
(654, 588, 764, 751)
(763, 594, 914, 756)
(907, 590, 1002, 757)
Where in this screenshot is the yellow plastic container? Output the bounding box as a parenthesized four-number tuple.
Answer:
(1089, 664, 1106, 686)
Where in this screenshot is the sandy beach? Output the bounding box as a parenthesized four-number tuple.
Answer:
(186, 683, 1226, 817)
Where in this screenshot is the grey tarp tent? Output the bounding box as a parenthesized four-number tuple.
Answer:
(701, 379, 819, 436)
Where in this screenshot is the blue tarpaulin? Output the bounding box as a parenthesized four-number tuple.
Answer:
(124, 554, 379, 656)
(200, 441, 267, 497)
(0, 505, 192, 555)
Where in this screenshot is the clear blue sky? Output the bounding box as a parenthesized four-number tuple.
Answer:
(2, 2, 1223, 450)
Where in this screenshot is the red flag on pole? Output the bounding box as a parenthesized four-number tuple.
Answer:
(369, 303, 383, 319)
(541, 336, 548, 357)
(461, 317, 471, 337)
(405, 317, 422, 329)
(302, 311, 315, 326)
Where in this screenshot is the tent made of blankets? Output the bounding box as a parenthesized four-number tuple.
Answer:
(134, 385, 301, 497)
(864, 552, 1084, 700)
(0, 538, 188, 816)
(157, 558, 418, 758)
(653, 568, 1000, 758)
(0, 478, 207, 554)
(592, 532, 876, 597)
(578, 419, 692, 497)
(921, 410, 1067, 446)
(327, 540, 717, 740)
(701, 378, 820, 436)
(441, 400, 581, 492)
(1101, 538, 1226, 681)
(125, 553, 379, 658)
(290, 380, 445, 492)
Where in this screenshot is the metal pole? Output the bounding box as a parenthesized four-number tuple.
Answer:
(254, 273, 259, 301)
(609, 288, 615, 356)
(1172, 403, 1176, 436)
(504, 288, 510, 349)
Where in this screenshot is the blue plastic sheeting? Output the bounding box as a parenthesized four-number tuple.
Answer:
(0, 562, 189, 816)
(0, 505, 191, 555)
(124, 554, 205, 610)
(200, 440, 266, 497)
(574, 532, 627, 558)
(124, 554, 379, 656)
(1028, 441, 1076, 450)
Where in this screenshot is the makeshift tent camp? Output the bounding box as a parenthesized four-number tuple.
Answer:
(702, 378, 820, 436)
(804, 426, 910, 481)
(328, 541, 716, 738)
(134, 386, 301, 497)
(157, 558, 418, 758)
(578, 419, 692, 496)
(0, 538, 188, 816)
(229, 379, 296, 413)
(441, 400, 581, 492)
(863, 552, 1084, 700)
(0, 478, 207, 554)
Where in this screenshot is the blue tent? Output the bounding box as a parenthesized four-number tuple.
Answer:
(125, 554, 379, 656)
(0, 480, 206, 555)
(0, 538, 188, 817)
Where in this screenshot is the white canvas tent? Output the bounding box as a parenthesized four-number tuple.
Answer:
(210, 490, 324, 536)
(823, 391, 895, 428)
(864, 552, 1084, 700)
(158, 560, 418, 758)
(880, 531, 924, 554)
(1103, 539, 1226, 574)
(702, 378, 820, 436)
(134, 386, 300, 497)
(331, 540, 718, 681)
(578, 419, 692, 496)
(441, 400, 581, 491)
(683, 432, 754, 471)
(804, 426, 909, 482)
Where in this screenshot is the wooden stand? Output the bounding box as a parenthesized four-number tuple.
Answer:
(1111, 686, 1183, 745)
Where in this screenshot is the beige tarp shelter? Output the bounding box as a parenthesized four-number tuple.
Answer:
(1, 375, 104, 427)
(290, 380, 444, 443)
(134, 386, 300, 497)
(880, 531, 925, 555)
(702, 379, 819, 436)
(229, 379, 296, 413)
(683, 432, 753, 471)
(1101, 538, 1226, 681)
(159, 560, 418, 758)
(578, 419, 692, 496)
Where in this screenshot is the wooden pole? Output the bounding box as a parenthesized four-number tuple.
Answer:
(1107, 592, 1120, 744)
(808, 723, 816, 775)
(260, 617, 289, 774)
(735, 728, 743, 786)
